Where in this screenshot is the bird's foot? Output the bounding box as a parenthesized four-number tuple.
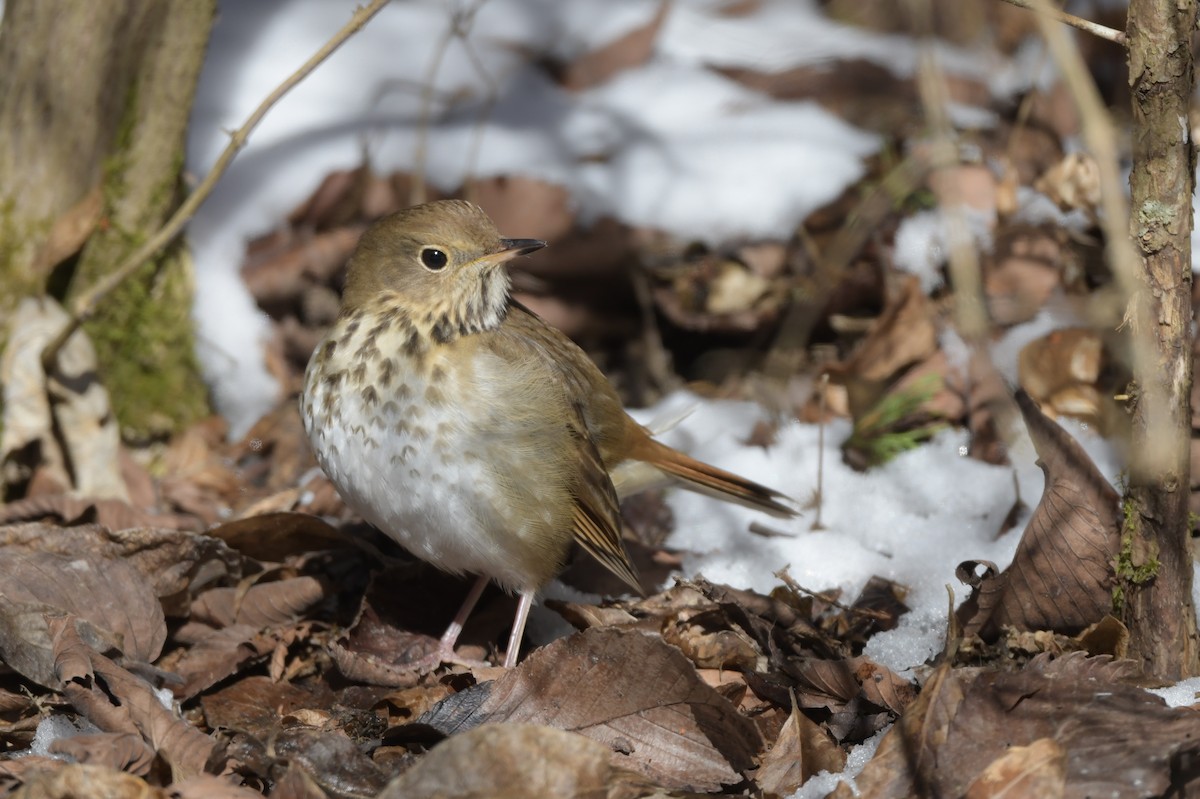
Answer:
(403, 640, 493, 674)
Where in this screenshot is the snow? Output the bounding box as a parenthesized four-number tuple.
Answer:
(180, 0, 1132, 787)
(892, 206, 996, 294)
(570, 65, 879, 239)
(629, 391, 1121, 677)
(1147, 676, 1200, 708)
(791, 724, 889, 799)
(1192, 170, 1200, 273)
(24, 715, 99, 759)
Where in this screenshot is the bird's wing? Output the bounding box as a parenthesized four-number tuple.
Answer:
(481, 302, 640, 593)
(564, 401, 641, 593)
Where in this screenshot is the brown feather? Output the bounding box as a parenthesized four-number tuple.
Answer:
(566, 409, 642, 593)
(630, 437, 796, 518)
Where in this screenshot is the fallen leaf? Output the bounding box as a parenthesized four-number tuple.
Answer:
(166, 623, 281, 701)
(0, 522, 242, 616)
(190, 576, 329, 629)
(47, 732, 159, 777)
(1035, 152, 1101, 214)
(553, 1, 666, 90)
(757, 702, 845, 798)
(0, 494, 200, 531)
(0, 548, 165, 688)
(957, 390, 1120, 639)
(270, 728, 389, 798)
(853, 653, 1200, 798)
(31, 185, 104, 276)
(204, 512, 353, 563)
(963, 737, 1066, 799)
(8, 762, 164, 799)
(983, 228, 1062, 325)
(48, 616, 220, 781)
(379, 723, 622, 799)
(415, 628, 763, 791)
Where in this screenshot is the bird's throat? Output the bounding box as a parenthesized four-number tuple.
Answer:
(428, 267, 511, 344)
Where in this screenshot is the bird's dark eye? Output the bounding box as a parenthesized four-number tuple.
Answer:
(420, 248, 448, 271)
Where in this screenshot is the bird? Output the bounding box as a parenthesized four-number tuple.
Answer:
(301, 199, 795, 670)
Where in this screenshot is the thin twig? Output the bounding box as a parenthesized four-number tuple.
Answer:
(774, 567, 891, 621)
(41, 0, 393, 373)
(997, 0, 1127, 46)
(812, 372, 828, 531)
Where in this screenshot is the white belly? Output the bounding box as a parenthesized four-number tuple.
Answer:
(301, 350, 543, 592)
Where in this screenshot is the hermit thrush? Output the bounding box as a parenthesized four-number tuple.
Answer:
(302, 200, 795, 669)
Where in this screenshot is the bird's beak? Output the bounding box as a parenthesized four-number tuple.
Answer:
(472, 238, 546, 270)
(500, 238, 547, 258)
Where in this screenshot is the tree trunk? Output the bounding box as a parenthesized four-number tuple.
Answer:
(1121, 0, 1199, 679)
(0, 0, 215, 440)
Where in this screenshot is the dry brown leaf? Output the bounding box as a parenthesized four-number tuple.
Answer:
(1035, 152, 1101, 214)
(661, 608, 761, 670)
(1018, 327, 1108, 428)
(853, 658, 917, 715)
(328, 638, 425, 690)
(0, 494, 201, 531)
(855, 653, 1200, 798)
(269, 728, 389, 797)
(0, 522, 242, 616)
(416, 628, 762, 791)
(963, 737, 1067, 799)
(167, 775, 268, 799)
(782, 658, 863, 711)
(983, 228, 1062, 326)
(287, 165, 372, 231)
(928, 164, 998, 216)
(757, 703, 846, 798)
(201, 676, 335, 741)
(852, 663, 969, 799)
(554, 1, 666, 90)
(379, 723, 620, 799)
(242, 227, 364, 308)
(0, 548, 165, 688)
(0, 756, 66, 791)
(651, 250, 788, 334)
(190, 576, 328, 629)
(468, 176, 574, 245)
(205, 512, 353, 563)
(516, 215, 634, 281)
(957, 390, 1120, 639)
(829, 276, 939, 421)
(9, 763, 165, 799)
(48, 616, 220, 781)
(30, 185, 104, 276)
(268, 764, 331, 799)
(48, 732, 158, 777)
(547, 601, 640, 631)
(166, 623, 280, 701)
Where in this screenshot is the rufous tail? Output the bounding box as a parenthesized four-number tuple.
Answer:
(632, 438, 797, 518)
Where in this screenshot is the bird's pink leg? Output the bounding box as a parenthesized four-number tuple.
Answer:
(503, 590, 535, 669)
(436, 573, 489, 655)
(404, 574, 490, 672)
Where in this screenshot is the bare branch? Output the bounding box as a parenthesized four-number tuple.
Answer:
(42, 0, 393, 373)
(998, 0, 1127, 46)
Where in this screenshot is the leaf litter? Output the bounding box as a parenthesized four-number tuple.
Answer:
(4, 2, 1199, 798)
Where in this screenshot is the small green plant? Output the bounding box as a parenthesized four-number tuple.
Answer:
(845, 374, 947, 468)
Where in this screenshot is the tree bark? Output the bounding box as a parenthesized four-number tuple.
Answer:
(0, 0, 215, 440)
(1121, 0, 1199, 679)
